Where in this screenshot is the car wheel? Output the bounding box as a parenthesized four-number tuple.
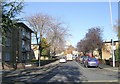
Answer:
(84, 64, 87, 68)
(85, 64, 88, 68)
(82, 63, 84, 66)
(84, 64, 86, 67)
(96, 66, 99, 68)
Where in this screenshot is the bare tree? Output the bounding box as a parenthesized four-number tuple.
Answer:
(26, 13, 70, 65)
(26, 13, 53, 66)
(26, 13, 53, 43)
(46, 19, 69, 56)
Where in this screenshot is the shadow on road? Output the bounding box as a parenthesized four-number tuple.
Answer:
(32, 63, 86, 83)
(2, 62, 85, 84)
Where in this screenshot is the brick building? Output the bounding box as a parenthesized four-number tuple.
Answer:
(2, 22, 33, 69)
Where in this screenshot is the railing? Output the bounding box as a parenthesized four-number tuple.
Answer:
(22, 46, 30, 52)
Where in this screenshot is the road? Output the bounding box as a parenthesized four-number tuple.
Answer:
(2, 61, 119, 84)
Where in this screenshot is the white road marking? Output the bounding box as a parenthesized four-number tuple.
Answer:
(82, 80, 118, 82)
(75, 61, 85, 70)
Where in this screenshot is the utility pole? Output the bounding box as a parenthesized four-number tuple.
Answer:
(0, 31, 2, 70)
(111, 39, 115, 67)
(109, 0, 115, 67)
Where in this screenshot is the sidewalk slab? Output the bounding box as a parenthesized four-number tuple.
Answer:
(99, 63, 119, 72)
(99, 64, 112, 68)
(2, 60, 60, 76)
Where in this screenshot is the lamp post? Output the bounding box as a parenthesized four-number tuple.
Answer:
(111, 39, 115, 67)
(0, 32, 2, 70)
(109, 0, 116, 67)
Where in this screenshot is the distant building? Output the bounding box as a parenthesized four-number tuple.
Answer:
(31, 44, 50, 60)
(64, 45, 75, 55)
(65, 41, 71, 49)
(2, 22, 33, 69)
(72, 50, 79, 56)
(31, 44, 39, 60)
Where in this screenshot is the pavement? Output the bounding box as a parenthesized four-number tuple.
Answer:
(99, 63, 119, 72)
(1, 60, 120, 84)
(2, 60, 60, 76)
(1, 60, 119, 76)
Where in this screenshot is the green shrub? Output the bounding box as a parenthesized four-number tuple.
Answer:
(115, 46, 120, 61)
(31, 59, 38, 62)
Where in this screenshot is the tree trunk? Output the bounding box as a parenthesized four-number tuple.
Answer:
(91, 50, 94, 57)
(83, 52, 86, 56)
(53, 47, 56, 56)
(35, 33, 39, 62)
(2, 63, 4, 69)
(98, 49, 102, 59)
(35, 33, 39, 44)
(40, 33, 42, 58)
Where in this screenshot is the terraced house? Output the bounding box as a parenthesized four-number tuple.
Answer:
(2, 22, 33, 69)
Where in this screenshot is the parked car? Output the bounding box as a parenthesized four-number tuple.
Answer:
(79, 56, 85, 63)
(84, 57, 99, 68)
(82, 56, 90, 64)
(72, 55, 76, 60)
(59, 57, 67, 63)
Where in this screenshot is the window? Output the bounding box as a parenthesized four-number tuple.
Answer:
(6, 37, 11, 47)
(22, 28, 26, 36)
(22, 40, 25, 49)
(26, 31, 30, 39)
(22, 53, 26, 60)
(5, 53, 10, 61)
(27, 53, 30, 60)
(27, 43, 30, 51)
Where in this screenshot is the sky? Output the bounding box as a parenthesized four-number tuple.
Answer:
(20, 1, 118, 47)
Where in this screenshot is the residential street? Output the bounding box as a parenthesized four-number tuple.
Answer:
(2, 1, 120, 84)
(2, 60, 119, 84)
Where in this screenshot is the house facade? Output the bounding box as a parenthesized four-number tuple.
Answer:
(102, 40, 119, 60)
(18, 23, 33, 63)
(31, 44, 39, 60)
(2, 22, 33, 68)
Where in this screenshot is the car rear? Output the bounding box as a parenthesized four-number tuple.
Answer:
(87, 58, 99, 67)
(59, 58, 67, 63)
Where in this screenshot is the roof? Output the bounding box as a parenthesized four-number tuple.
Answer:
(104, 40, 119, 43)
(17, 22, 34, 33)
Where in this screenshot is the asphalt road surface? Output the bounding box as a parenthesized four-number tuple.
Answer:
(2, 61, 119, 84)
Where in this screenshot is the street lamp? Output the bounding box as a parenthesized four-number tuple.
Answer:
(109, 0, 115, 67)
(111, 39, 116, 67)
